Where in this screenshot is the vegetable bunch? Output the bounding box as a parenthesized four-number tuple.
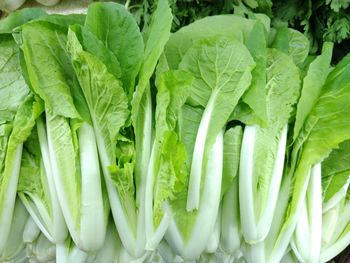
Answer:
(1, 1, 350, 263)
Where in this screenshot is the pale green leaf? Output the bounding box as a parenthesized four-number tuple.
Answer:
(0, 35, 30, 124)
(322, 140, 350, 202)
(293, 42, 333, 141)
(222, 126, 243, 197)
(20, 21, 80, 119)
(85, 2, 144, 96)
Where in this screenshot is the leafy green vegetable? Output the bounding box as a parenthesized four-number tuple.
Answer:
(20, 19, 108, 252)
(256, 45, 350, 263)
(239, 48, 300, 244)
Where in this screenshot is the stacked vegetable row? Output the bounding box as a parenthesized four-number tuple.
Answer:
(1, 1, 350, 262)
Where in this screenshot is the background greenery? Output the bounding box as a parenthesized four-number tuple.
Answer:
(127, 0, 350, 63)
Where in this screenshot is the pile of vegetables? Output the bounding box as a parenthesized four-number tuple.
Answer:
(1, 1, 350, 262)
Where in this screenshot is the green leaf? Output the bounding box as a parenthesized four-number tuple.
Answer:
(37, 14, 85, 29)
(20, 21, 80, 119)
(46, 111, 80, 228)
(109, 162, 137, 232)
(293, 42, 333, 141)
(179, 37, 255, 149)
(179, 36, 255, 210)
(67, 29, 129, 163)
(222, 126, 243, 198)
(163, 15, 257, 71)
(274, 52, 350, 260)
(322, 140, 350, 203)
(0, 95, 43, 252)
(151, 70, 193, 227)
(0, 8, 47, 34)
(238, 20, 268, 126)
(153, 131, 186, 227)
(85, 2, 144, 97)
(0, 35, 30, 124)
(271, 27, 310, 67)
(131, 0, 172, 214)
(17, 131, 50, 213)
(155, 70, 193, 139)
(0, 124, 12, 177)
(68, 28, 130, 240)
(288, 29, 310, 67)
(69, 25, 122, 81)
(132, 0, 172, 131)
(178, 104, 203, 168)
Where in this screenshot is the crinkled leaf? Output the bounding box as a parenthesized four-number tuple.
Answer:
(155, 70, 193, 139)
(151, 70, 192, 227)
(0, 94, 43, 215)
(109, 162, 136, 231)
(20, 21, 80, 119)
(252, 49, 300, 216)
(153, 131, 186, 227)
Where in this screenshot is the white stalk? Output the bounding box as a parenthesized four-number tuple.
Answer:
(23, 216, 41, 243)
(291, 201, 310, 262)
(323, 176, 350, 213)
(322, 204, 340, 245)
(308, 164, 322, 262)
(264, 171, 294, 263)
(93, 115, 144, 257)
(78, 122, 105, 251)
(187, 92, 217, 211)
(291, 163, 322, 263)
(240, 125, 288, 244)
(37, 118, 67, 243)
(221, 176, 241, 255)
(145, 141, 157, 247)
(46, 115, 80, 245)
(19, 193, 53, 242)
(205, 205, 221, 253)
(320, 201, 350, 262)
(1, 198, 28, 260)
(239, 125, 257, 242)
(56, 243, 68, 263)
(135, 88, 153, 254)
(321, 224, 350, 262)
(256, 125, 288, 239)
(157, 240, 176, 263)
(145, 141, 171, 250)
(167, 130, 224, 260)
(146, 204, 171, 250)
(67, 245, 89, 263)
(243, 242, 266, 263)
(0, 144, 23, 254)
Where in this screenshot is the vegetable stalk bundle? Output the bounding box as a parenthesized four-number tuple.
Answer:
(1, 1, 350, 262)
